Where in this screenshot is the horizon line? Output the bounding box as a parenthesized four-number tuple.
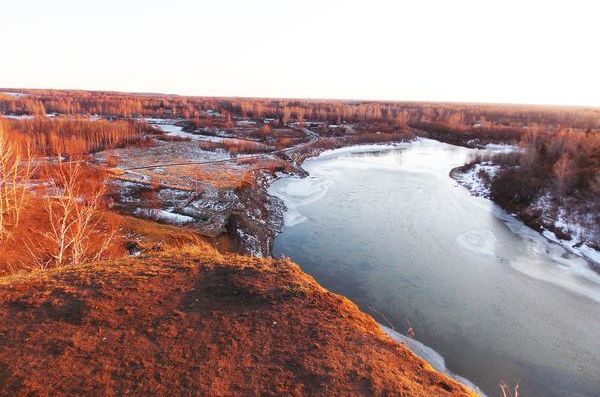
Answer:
(2, 86, 599, 111)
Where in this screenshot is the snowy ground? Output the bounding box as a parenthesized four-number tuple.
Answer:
(113, 177, 238, 237)
(452, 161, 499, 198)
(531, 195, 600, 265)
(98, 125, 245, 237)
(100, 123, 279, 255)
(455, 163, 600, 267)
(134, 208, 195, 225)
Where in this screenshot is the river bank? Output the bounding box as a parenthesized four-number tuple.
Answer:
(105, 118, 416, 258)
(268, 139, 600, 397)
(451, 160, 600, 271)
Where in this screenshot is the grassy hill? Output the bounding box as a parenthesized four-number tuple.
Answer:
(0, 237, 475, 396)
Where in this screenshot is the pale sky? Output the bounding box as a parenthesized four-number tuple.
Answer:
(1, 0, 598, 106)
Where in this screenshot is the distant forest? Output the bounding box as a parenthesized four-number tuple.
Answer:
(2, 89, 599, 133)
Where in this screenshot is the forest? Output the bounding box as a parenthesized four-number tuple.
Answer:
(2, 88, 600, 132)
(488, 127, 600, 245)
(3, 117, 149, 157)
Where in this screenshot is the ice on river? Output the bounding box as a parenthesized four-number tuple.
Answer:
(268, 176, 330, 227)
(147, 119, 226, 142)
(494, 209, 600, 303)
(456, 230, 497, 256)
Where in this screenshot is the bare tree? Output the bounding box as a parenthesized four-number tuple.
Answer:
(553, 153, 576, 194)
(0, 122, 33, 240)
(28, 161, 116, 269)
(259, 123, 272, 139)
(395, 111, 410, 128)
(296, 109, 305, 126)
(281, 108, 291, 125)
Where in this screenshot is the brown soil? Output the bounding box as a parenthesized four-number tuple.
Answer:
(0, 244, 476, 397)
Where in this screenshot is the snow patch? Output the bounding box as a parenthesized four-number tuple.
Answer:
(530, 197, 600, 266)
(237, 228, 263, 257)
(1, 92, 27, 98)
(236, 120, 257, 126)
(457, 162, 600, 267)
(454, 162, 499, 198)
(542, 228, 600, 267)
(484, 143, 520, 153)
(134, 208, 195, 225)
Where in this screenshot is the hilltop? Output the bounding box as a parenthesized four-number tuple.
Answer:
(0, 234, 475, 396)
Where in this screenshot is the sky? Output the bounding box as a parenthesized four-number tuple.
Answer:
(1, 0, 598, 106)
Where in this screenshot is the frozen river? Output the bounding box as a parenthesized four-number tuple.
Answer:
(269, 139, 600, 397)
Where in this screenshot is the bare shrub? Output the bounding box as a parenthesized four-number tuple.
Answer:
(222, 139, 271, 154)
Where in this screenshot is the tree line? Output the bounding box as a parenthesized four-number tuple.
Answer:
(2, 89, 599, 132)
(2, 117, 148, 157)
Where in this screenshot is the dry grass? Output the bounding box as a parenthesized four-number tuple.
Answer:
(0, 243, 476, 397)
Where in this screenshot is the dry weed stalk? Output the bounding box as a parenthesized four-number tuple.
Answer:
(499, 381, 520, 397)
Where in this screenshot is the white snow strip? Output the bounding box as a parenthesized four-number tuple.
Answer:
(542, 229, 600, 266)
(316, 142, 411, 160)
(236, 120, 257, 126)
(1, 114, 34, 120)
(526, 194, 600, 266)
(381, 325, 487, 396)
(1, 92, 27, 98)
(134, 208, 195, 225)
(484, 143, 520, 153)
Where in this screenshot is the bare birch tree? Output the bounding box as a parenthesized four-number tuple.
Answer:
(553, 153, 576, 194)
(28, 161, 116, 269)
(0, 122, 33, 241)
